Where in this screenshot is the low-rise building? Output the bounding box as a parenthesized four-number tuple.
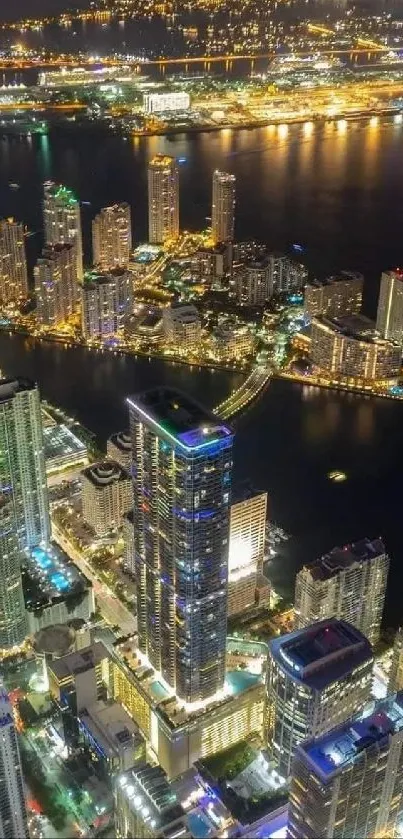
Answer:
(115, 763, 188, 838)
(43, 423, 88, 477)
(311, 314, 401, 384)
(23, 544, 95, 634)
(162, 303, 201, 353)
(211, 324, 255, 363)
(79, 699, 144, 773)
(82, 460, 132, 537)
(107, 432, 132, 471)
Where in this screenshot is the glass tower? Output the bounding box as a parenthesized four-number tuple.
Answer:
(0, 687, 29, 838)
(0, 494, 27, 650)
(128, 388, 233, 704)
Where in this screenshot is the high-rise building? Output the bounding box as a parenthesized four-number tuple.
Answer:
(236, 257, 272, 305)
(376, 269, 403, 343)
(147, 155, 179, 245)
(0, 378, 50, 550)
(0, 687, 29, 838)
(162, 303, 201, 354)
(0, 218, 28, 305)
(128, 387, 233, 704)
(81, 461, 132, 537)
(0, 494, 27, 650)
(228, 493, 267, 616)
(211, 170, 236, 245)
(288, 692, 403, 839)
(304, 271, 363, 320)
(294, 537, 389, 646)
(107, 431, 132, 471)
(34, 242, 78, 328)
(267, 618, 373, 777)
(311, 315, 401, 383)
(115, 763, 188, 838)
(81, 268, 133, 340)
(43, 181, 83, 280)
(269, 254, 308, 294)
(92, 203, 132, 270)
(389, 628, 403, 693)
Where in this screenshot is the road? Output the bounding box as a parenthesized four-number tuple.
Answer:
(51, 520, 137, 637)
(216, 364, 272, 420)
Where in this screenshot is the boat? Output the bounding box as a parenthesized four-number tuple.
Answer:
(328, 470, 347, 483)
(177, 157, 187, 164)
(9, 182, 20, 190)
(81, 201, 91, 206)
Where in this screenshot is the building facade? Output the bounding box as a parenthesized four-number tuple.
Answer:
(294, 537, 389, 646)
(35, 243, 78, 328)
(43, 181, 83, 280)
(389, 628, 403, 693)
(148, 156, 179, 245)
(228, 493, 267, 616)
(267, 618, 373, 777)
(236, 258, 272, 305)
(376, 269, 403, 343)
(107, 431, 132, 471)
(92, 203, 132, 270)
(115, 763, 188, 838)
(0, 494, 27, 650)
(269, 254, 308, 295)
(211, 170, 236, 245)
(304, 271, 363, 320)
(0, 688, 29, 838)
(128, 387, 233, 704)
(311, 315, 401, 383)
(288, 693, 403, 839)
(162, 303, 201, 354)
(0, 218, 28, 305)
(81, 268, 133, 340)
(81, 460, 132, 537)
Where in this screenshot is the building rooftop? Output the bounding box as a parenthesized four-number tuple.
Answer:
(43, 424, 87, 468)
(0, 377, 36, 402)
(149, 154, 177, 169)
(307, 271, 364, 289)
(48, 641, 109, 682)
(303, 537, 387, 582)
(127, 387, 233, 452)
(301, 692, 403, 781)
(314, 314, 398, 346)
(117, 762, 185, 834)
(23, 543, 91, 606)
(79, 699, 142, 761)
(108, 431, 131, 452)
(82, 460, 130, 488)
(270, 618, 373, 690)
(44, 181, 78, 205)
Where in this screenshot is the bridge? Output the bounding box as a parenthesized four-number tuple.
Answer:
(215, 364, 272, 420)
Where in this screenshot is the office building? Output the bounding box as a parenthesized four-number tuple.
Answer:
(0, 218, 28, 305)
(389, 628, 403, 693)
(0, 494, 27, 650)
(267, 618, 373, 777)
(43, 181, 83, 280)
(107, 431, 132, 470)
(162, 303, 201, 353)
(0, 688, 29, 839)
(128, 387, 233, 704)
(304, 271, 363, 320)
(0, 378, 50, 550)
(376, 269, 403, 343)
(82, 460, 132, 537)
(228, 493, 267, 616)
(294, 537, 389, 646)
(92, 203, 132, 270)
(212, 170, 236, 245)
(78, 700, 144, 773)
(34, 242, 78, 328)
(81, 268, 133, 340)
(115, 763, 188, 838)
(148, 155, 179, 245)
(236, 258, 272, 305)
(288, 692, 403, 839)
(311, 314, 401, 383)
(269, 254, 308, 295)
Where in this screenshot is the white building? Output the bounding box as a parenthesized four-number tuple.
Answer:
(92, 203, 132, 271)
(43, 181, 83, 280)
(162, 303, 201, 353)
(267, 619, 373, 777)
(294, 537, 389, 646)
(34, 242, 78, 328)
(0, 218, 28, 305)
(269, 254, 308, 294)
(81, 268, 133, 340)
(0, 688, 29, 838)
(0, 493, 27, 650)
(143, 91, 190, 113)
(107, 431, 132, 470)
(228, 493, 267, 616)
(81, 460, 132, 537)
(148, 155, 179, 245)
(376, 269, 403, 344)
(212, 170, 236, 245)
(236, 258, 272, 305)
(304, 271, 363, 321)
(288, 693, 403, 839)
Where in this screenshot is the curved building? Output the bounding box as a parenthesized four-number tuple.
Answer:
(82, 460, 132, 537)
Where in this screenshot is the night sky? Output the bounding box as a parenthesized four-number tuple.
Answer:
(1, 0, 90, 21)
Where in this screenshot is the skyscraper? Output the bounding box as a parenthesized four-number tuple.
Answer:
(81, 268, 133, 340)
(0, 687, 29, 838)
(294, 537, 389, 646)
(288, 692, 403, 839)
(376, 269, 403, 343)
(0, 494, 27, 650)
(0, 218, 28, 305)
(147, 156, 179, 245)
(34, 242, 78, 328)
(92, 203, 132, 270)
(228, 492, 267, 616)
(0, 378, 50, 550)
(211, 170, 236, 245)
(43, 181, 83, 280)
(267, 618, 373, 777)
(304, 271, 363, 321)
(389, 628, 403, 693)
(128, 387, 233, 704)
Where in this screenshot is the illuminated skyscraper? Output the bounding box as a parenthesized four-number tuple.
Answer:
(43, 181, 83, 280)
(128, 387, 233, 703)
(228, 492, 267, 616)
(376, 269, 403, 343)
(92, 203, 132, 270)
(288, 693, 403, 839)
(81, 268, 133, 340)
(0, 218, 28, 305)
(267, 619, 373, 777)
(0, 687, 29, 838)
(0, 494, 27, 650)
(34, 242, 78, 328)
(0, 378, 50, 550)
(147, 156, 179, 245)
(211, 170, 236, 245)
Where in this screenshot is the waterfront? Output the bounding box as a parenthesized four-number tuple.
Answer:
(1, 332, 403, 627)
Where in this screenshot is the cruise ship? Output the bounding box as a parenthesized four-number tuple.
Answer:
(269, 53, 344, 74)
